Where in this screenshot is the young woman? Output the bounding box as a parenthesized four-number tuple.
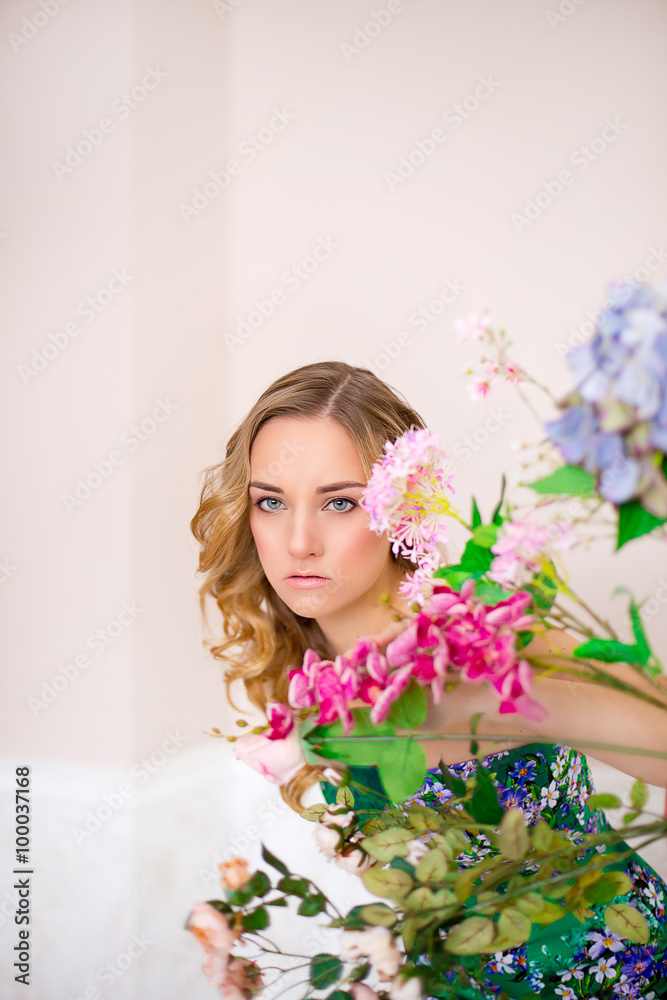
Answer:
(191, 360, 667, 999)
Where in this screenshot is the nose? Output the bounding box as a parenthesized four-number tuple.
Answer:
(286, 508, 324, 559)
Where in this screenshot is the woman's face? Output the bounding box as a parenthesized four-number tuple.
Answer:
(248, 416, 404, 650)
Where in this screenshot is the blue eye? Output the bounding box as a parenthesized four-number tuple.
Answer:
(328, 497, 355, 512)
(255, 497, 284, 511)
(253, 497, 357, 512)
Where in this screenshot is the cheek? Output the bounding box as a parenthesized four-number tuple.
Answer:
(248, 513, 271, 564)
(341, 520, 389, 566)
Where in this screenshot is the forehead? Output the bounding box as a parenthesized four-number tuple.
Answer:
(249, 416, 364, 479)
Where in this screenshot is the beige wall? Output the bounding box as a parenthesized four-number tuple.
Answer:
(3, 0, 667, 768)
(1, 2, 667, 994)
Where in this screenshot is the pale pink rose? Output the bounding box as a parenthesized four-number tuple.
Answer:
(389, 973, 423, 999)
(339, 930, 372, 962)
(186, 901, 234, 956)
(321, 766, 344, 786)
(349, 985, 381, 999)
(233, 727, 305, 785)
(313, 823, 341, 859)
(405, 839, 429, 865)
(223, 958, 264, 999)
(220, 980, 244, 1000)
(340, 928, 401, 978)
(218, 856, 251, 891)
(320, 805, 356, 829)
(201, 946, 230, 989)
(334, 848, 372, 875)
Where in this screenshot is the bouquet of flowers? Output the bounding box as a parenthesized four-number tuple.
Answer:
(187, 281, 667, 1000)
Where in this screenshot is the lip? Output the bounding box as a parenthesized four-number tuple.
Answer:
(286, 575, 330, 589)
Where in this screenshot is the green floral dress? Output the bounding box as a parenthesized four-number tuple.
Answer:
(321, 743, 667, 1000)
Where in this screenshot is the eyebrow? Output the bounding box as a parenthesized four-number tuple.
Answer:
(248, 480, 366, 495)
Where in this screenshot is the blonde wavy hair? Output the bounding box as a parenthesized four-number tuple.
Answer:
(190, 361, 427, 811)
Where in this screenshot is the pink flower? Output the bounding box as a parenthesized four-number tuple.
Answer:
(453, 311, 492, 343)
(201, 947, 230, 990)
(233, 728, 305, 784)
(489, 658, 548, 723)
(223, 958, 264, 999)
(502, 361, 525, 384)
(287, 669, 316, 709)
(186, 901, 235, 955)
(370, 664, 414, 724)
(349, 985, 381, 1000)
(265, 701, 294, 740)
(218, 856, 251, 891)
(186, 902, 235, 989)
(389, 974, 423, 999)
(334, 847, 373, 874)
(467, 375, 495, 402)
(359, 427, 455, 566)
(489, 519, 574, 588)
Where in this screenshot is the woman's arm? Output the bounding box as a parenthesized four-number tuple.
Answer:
(518, 627, 667, 785)
(351, 619, 667, 784)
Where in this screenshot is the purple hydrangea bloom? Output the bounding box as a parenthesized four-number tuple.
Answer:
(545, 280, 667, 517)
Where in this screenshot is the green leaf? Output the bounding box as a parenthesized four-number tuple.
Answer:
(336, 786, 355, 808)
(491, 475, 506, 525)
(630, 778, 648, 811)
(309, 954, 342, 990)
(361, 866, 413, 902)
(434, 566, 482, 587)
(328, 992, 354, 1000)
(247, 870, 271, 897)
(629, 602, 663, 676)
(241, 906, 269, 931)
(404, 885, 444, 912)
(301, 804, 327, 822)
(406, 805, 443, 833)
(261, 844, 290, 877)
(586, 792, 622, 810)
(298, 894, 327, 916)
(493, 908, 532, 949)
(471, 496, 482, 529)
(584, 872, 632, 904)
(531, 819, 551, 854)
(361, 828, 414, 863)
(498, 808, 529, 860)
(443, 916, 496, 955)
(225, 886, 254, 906)
(604, 903, 650, 944)
(617, 499, 667, 550)
(359, 903, 397, 927)
(377, 737, 426, 803)
(459, 539, 495, 573)
(438, 764, 466, 798)
(205, 899, 232, 915)
(524, 568, 558, 612)
(266, 898, 287, 906)
(527, 464, 597, 497)
(573, 638, 646, 667)
(305, 712, 397, 767)
(415, 849, 448, 883)
(473, 580, 513, 605)
(629, 601, 650, 660)
(471, 524, 499, 548)
(277, 876, 310, 898)
(387, 680, 428, 729)
(467, 764, 504, 825)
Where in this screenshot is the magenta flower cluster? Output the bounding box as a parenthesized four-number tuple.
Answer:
(285, 580, 546, 735)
